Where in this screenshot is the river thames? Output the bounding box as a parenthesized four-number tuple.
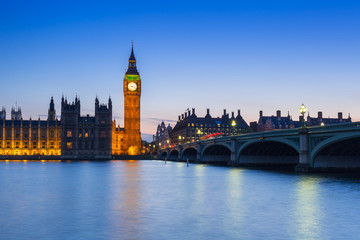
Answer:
(1, 160, 360, 240)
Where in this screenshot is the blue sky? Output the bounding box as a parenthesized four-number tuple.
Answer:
(1, 0, 359, 140)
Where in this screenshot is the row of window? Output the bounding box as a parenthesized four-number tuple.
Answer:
(67, 130, 107, 138)
(66, 141, 106, 149)
(0, 130, 58, 138)
(0, 141, 58, 149)
(187, 123, 236, 128)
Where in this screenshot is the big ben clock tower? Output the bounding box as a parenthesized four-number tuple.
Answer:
(123, 45, 141, 154)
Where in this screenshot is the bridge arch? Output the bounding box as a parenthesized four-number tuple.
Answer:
(160, 151, 168, 159)
(169, 149, 179, 160)
(237, 140, 299, 165)
(182, 147, 197, 161)
(202, 143, 231, 163)
(311, 134, 360, 168)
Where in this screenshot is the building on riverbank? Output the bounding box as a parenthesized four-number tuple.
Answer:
(0, 46, 144, 159)
(306, 111, 351, 126)
(60, 96, 112, 160)
(254, 110, 352, 132)
(153, 121, 172, 148)
(169, 108, 249, 145)
(0, 97, 61, 156)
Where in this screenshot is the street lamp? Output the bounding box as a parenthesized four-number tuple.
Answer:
(231, 120, 236, 135)
(178, 135, 182, 145)
(300, 103, 307, 127)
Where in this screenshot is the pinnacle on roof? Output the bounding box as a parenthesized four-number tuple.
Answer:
(129, 42, 136, 61)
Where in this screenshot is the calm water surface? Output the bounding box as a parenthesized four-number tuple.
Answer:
(1, 160, 360, 240)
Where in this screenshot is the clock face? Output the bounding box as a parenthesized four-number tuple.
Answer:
(128, 82, 137, 91)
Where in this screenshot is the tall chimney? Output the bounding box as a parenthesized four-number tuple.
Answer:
(231, 111, 235, 118)
(237, 109, 240, 117)
(192, 108, 195, 115)
(276, 110, 281, 118)
(223, 109, 226, 116)
(260, 110, 263, 118)
(178, 115, 181, 121)
(207, 108, 210, 115)
(338, 112, 343, 120)
(318, 111, 323, 119)
(182, 114, 184, 119)
(185, 112, 187, 118)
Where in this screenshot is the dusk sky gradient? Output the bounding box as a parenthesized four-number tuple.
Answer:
(1, 0, 359, 141)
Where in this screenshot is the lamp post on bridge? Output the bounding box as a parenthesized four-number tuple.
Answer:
(197, 129, 203, 142)
(231, 120, 237, 136)
(300, 103, 307, 128)
(296, 103, 311, 172)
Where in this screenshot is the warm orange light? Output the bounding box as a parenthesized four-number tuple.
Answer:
(128, 146, 140, 155)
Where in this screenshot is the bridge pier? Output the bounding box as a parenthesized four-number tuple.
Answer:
(166, 149, 170, 160)
(229, 139, 237, 166)
(295, 128, 312, 172)
(196, 144, 202, 163)
(178, 146, 183, 161)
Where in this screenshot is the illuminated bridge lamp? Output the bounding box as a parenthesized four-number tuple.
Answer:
(197, 129, 202, 142)
(178, 135, 182, 144)
(231, 120, 236, 135)
(300, 103, 307, 127)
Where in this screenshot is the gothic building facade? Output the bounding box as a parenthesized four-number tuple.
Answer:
(0, 97, 61, 157)
(154, 121, 172, 147)
(0, 46, 143, 159)
(60, 96, 112, 160)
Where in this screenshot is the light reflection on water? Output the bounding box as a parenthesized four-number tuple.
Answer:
(294, 177, 323, 240)
(1, 161, 360, 240)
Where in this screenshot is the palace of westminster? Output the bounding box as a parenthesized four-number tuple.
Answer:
(0, 47, 141, 159)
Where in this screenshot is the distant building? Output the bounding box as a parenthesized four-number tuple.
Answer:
(0, 97, 61, 156)
(60, 96, 112, 160)
(255, 110, 352, 132)
(169, 108, 249, 145)
(306, 111, 351, 126)
(154, 121, 172, 147)
(257, 110, 301, 132)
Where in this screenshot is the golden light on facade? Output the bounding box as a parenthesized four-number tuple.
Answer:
(128, 146, 140, 155)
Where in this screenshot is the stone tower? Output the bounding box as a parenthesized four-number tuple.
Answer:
(48, 96, 56, 121)
(123, 45, 141, 154)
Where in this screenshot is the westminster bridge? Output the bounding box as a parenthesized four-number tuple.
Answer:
(159, 122, 360, 171)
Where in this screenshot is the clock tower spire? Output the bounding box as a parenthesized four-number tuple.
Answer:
(123, 44, 141, 154)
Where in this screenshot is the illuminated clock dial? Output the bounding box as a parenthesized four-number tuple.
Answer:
(128, 82, 137, 91)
